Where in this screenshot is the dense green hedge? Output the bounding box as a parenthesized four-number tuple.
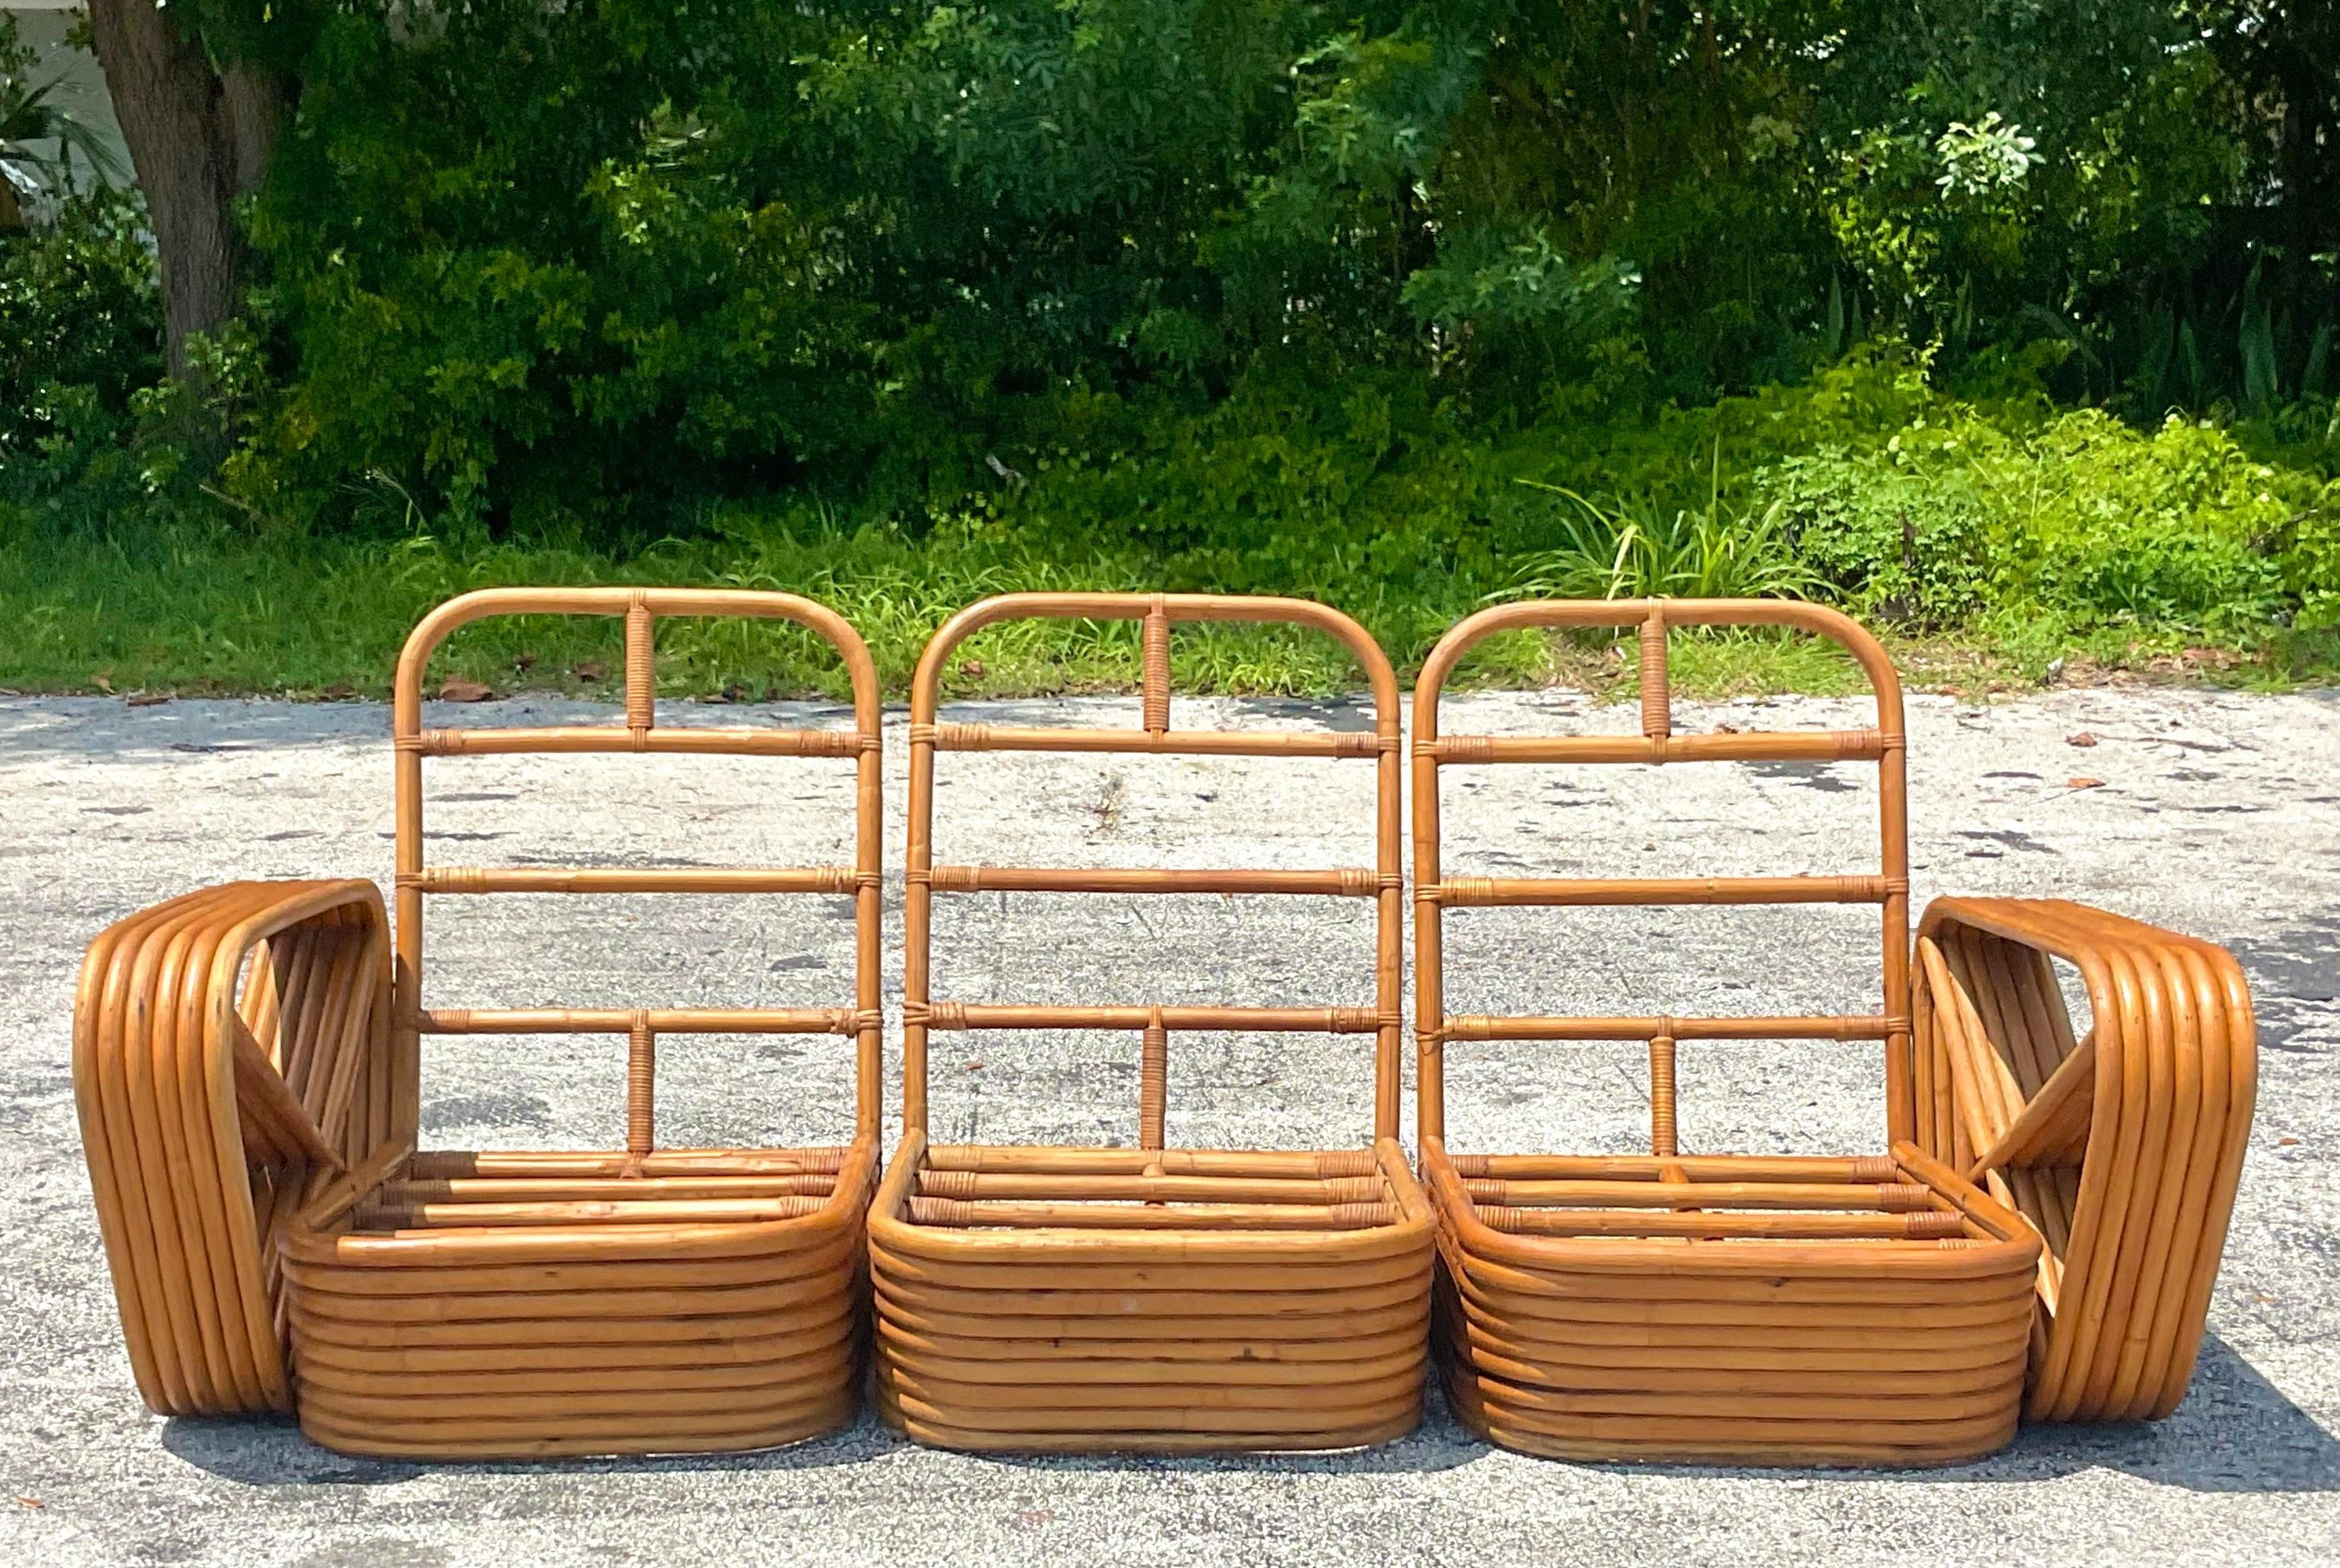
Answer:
(3, 348, 2333, 695)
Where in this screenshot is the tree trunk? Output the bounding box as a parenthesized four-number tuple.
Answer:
(83, 0, 283, 373)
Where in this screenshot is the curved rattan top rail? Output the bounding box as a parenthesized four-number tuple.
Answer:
(1913, 897, 2256, 1422)
(1413, 597, 1916, 1147)
(389, 587, 885, 1149)
(902, 592, 1405, 1145)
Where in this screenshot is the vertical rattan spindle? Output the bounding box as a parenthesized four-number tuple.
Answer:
(1141, 599, 1171, 735)
(1412, 697, 1446, 1147)
(390, 616, 432, 1151)
(625, 594, 655, 743)
(1638, 604, 1671, 744)
(626, 1010, 655, 1157)
(1648, 1034, 1678, 1157)
(1139, 1004, 1167, 1151)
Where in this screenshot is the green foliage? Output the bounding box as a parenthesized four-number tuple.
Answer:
(0, 188, 163, 488)
(15, 349, 2332, 698)
(1762, 403, 2321, 634)
(214, 0, 2323, 534)
(1505, 480, 1818, 602)
(1, 12, 126, 203)
(5, 0, 2340, 693)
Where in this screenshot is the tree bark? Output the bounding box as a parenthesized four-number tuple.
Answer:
(83, 0, 283, 373)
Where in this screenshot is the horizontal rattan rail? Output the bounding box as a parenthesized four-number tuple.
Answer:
(401, 867, 862, 894)
(925, 866, 1383, 895)
(872, 591, 1434, 1456)
(1412, 599, 2042, 1468)
(912, 1004, 1387, 1034)
(419, 1007, 875, 1035)
(924, 723, 1381, 758)
(1443, 1015, 1896, 1042)
(1429, 874, 1892, 906)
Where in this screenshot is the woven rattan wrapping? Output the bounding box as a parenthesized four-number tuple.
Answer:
(869, 592, 1435, 1455)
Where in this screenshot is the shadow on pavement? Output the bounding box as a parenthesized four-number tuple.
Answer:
(1641, 1333, 2340, 1494)
(161, 1333, 2334, 1493)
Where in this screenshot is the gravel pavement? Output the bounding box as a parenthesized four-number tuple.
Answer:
(1, 684, 2335, 1567)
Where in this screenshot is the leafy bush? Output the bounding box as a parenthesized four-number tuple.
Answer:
(170, 0, 2313, 542)
(0, 188, 163, 479)
(1759, 403, 2319, 634)
(1764, 450, 1990, 627)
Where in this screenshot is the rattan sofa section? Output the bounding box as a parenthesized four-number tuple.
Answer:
(867, 593, 1436, 1454)
(1415, 599, 2041, 1466)
(77, 588, 885, 1459)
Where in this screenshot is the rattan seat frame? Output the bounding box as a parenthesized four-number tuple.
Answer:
(1416, 599, 2043, 1467)
(77, 587, 885, 1459)
(867, 593, 1437, 1455)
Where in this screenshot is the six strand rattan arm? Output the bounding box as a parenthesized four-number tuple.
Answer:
(1911, 896, 2256, 1422)
(74, 880, 395, 1416)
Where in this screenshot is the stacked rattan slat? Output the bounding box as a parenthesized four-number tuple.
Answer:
(1912, 898, 2256, 1424)
(75, 881, 398, 1417)
(868, 593, 1436, 1454)
(1415, 600, 2042, 1466)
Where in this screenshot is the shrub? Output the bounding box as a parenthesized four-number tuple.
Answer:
(0, 188, 163, 479)
(1505, 481, 1818, 602)
(1759, 402, 2319, 634)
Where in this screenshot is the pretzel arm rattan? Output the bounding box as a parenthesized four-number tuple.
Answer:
(75, 880, 396, 1417)
(1913, 897, 2255, 1424)
(1416, 599, 2041, 1466)
(259, 587, 885, 1460)
(869, 593, 1436, 1455)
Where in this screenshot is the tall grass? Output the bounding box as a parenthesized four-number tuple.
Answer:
(0, 517, 1554, 700)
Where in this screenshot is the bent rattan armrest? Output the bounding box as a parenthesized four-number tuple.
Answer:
(1913, 896, 2257, 1422)
(73, 878, 396, 1416)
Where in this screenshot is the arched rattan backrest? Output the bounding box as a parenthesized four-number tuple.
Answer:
(901, 593, 1404, 1145)
(1413, 598, 1914, 1150)
(390, 587, 883, 1153)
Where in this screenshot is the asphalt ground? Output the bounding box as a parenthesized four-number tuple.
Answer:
(2, 684, 2335, 1567)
